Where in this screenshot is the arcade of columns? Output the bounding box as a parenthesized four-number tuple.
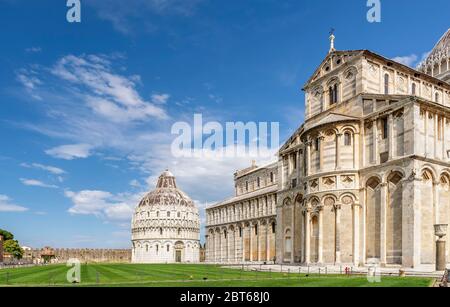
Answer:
(206, 193, 277, 263)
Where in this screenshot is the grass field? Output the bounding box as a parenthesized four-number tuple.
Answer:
(0, 264, 433, 287)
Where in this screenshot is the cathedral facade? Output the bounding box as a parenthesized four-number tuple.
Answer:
(205, 29, 450, 269)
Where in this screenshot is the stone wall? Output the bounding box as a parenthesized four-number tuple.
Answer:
(27, 248, 131, 264)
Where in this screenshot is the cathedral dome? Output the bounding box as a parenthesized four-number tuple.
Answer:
(131, 170, 200, 264)
(137, 169, 195, 208)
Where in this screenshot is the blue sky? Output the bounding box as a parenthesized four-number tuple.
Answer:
(0, 0, 448, 248)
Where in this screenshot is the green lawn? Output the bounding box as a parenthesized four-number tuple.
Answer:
(0, 264, 433, 287)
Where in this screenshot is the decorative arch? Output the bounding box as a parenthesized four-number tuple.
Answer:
(365, 175, 382, 189)
(340, 193, 356, 205)
(343, 66, 358, 79)
(322, 194, 337, 207)
(283, 197, 292, 207)
(420, 166, 437, 181)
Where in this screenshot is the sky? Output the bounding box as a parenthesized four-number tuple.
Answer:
(0, 0, 448, 248)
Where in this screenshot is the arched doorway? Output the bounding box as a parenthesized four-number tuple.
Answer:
(174, 241, 185, 263)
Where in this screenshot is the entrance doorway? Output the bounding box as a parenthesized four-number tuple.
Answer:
(176, 250, 182, 262)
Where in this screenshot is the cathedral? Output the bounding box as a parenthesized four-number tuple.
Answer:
(131, 170, 200, 263)
(205, 28, 450, 269)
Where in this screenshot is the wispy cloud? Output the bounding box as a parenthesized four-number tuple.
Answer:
(45, 144, 93, 160)
(87, 0, 203, 35)
(65, 190, 142, 221)
(20, 162, 66, 175)
(20, 178, 58, 189)
(51, 54, 167, 122)
(392, 54, 418, 67)
(25, 47, 42, 53)
(0, 195, 28, 212)
(392, 51, 432, 68)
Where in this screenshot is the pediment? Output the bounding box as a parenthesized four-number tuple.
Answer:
(304, 50, 364, 90)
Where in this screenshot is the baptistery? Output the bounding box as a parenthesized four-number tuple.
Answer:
(131, 170, 200, 263)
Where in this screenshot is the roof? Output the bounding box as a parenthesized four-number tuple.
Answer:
(303, 112, 360, 132)
(208, 184, 278, 209)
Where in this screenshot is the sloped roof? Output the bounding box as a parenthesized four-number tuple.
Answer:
(304, 112, 360, 132)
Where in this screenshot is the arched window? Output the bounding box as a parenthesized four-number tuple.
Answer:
(411, 83, 416, 95)
(146, 244, 149, 252)
(314, 137, 320, 151)
(159, 227, 163, 235)
(329, 83, 339, 105)
(270, 172, 274, 183)
(156, 211, 159, 217)
(156, 245, 159, 253)
(257, 177, 261, 187)
(435, 92, 440, 103)
(254, 224, 258, 236)
(177, 212, 181, 218)
(177, 228, 181, 235)
(272, 222, 276, 233)
(167, 245, 170, 252)
(167, 211, 170, 217)
(344, 132, 352, 146)
(245, 181, 249, 191)
(384, 74, 390, 94)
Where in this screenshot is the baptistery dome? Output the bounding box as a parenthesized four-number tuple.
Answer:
(131, 170, 200, 263)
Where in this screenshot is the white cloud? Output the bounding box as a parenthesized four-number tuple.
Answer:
(151, 93, 170, 104)
(51, 54, 167, 122)
(0, 195, 28, 212)
(392, 54, 418, 67)
(21, 162, 66, 175)
(65, 190, 142, 221)
(87, 0, 203, 35)
(45, 144, 93, 160)
(129, 179, 141, 188)
(20, 178, 58, 189)
(25, 47, 42, 53)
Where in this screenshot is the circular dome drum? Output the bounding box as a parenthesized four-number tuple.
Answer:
(131, 170, 200, 263)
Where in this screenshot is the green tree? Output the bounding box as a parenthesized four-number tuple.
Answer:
(0, 229, 14, 241)
(3, 240, 24, 260)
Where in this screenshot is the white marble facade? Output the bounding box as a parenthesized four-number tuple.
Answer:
(206, 29, 450, 269)
(131, 170, 200, 263)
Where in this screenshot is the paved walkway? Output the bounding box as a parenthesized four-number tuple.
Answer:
(221, 263, 446, 278)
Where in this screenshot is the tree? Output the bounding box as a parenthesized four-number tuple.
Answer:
(3, 240, 23, 260)
(0, 229, 14, 241)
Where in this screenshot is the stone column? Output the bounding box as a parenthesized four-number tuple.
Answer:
(266, 222, 270, 262)
(305, 209, 311, 264)
(214, 231, 219, 262)
(435, 224, 448, 271)
(291, 204, 295, 264)
(424, 110, 428, 156)
(353, 203, 361, 266)
(354, 132, 360, 169)
(442, 117, 446, 160)
(434, 113, 438, 158)
(335, 204, 341, 264)
(336, 133, 342, 170)
(318, 206, 324, 264)
(249, 224, 254, 262)
(241, 226, 246, 262)
(434, 181, 440, 224)
(306, 141, 311, 176)
(388, 113, 394, 160)
(380, 182, 388, 265)
(373, 119, 379, 164)
(319, 136, 325, 171)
